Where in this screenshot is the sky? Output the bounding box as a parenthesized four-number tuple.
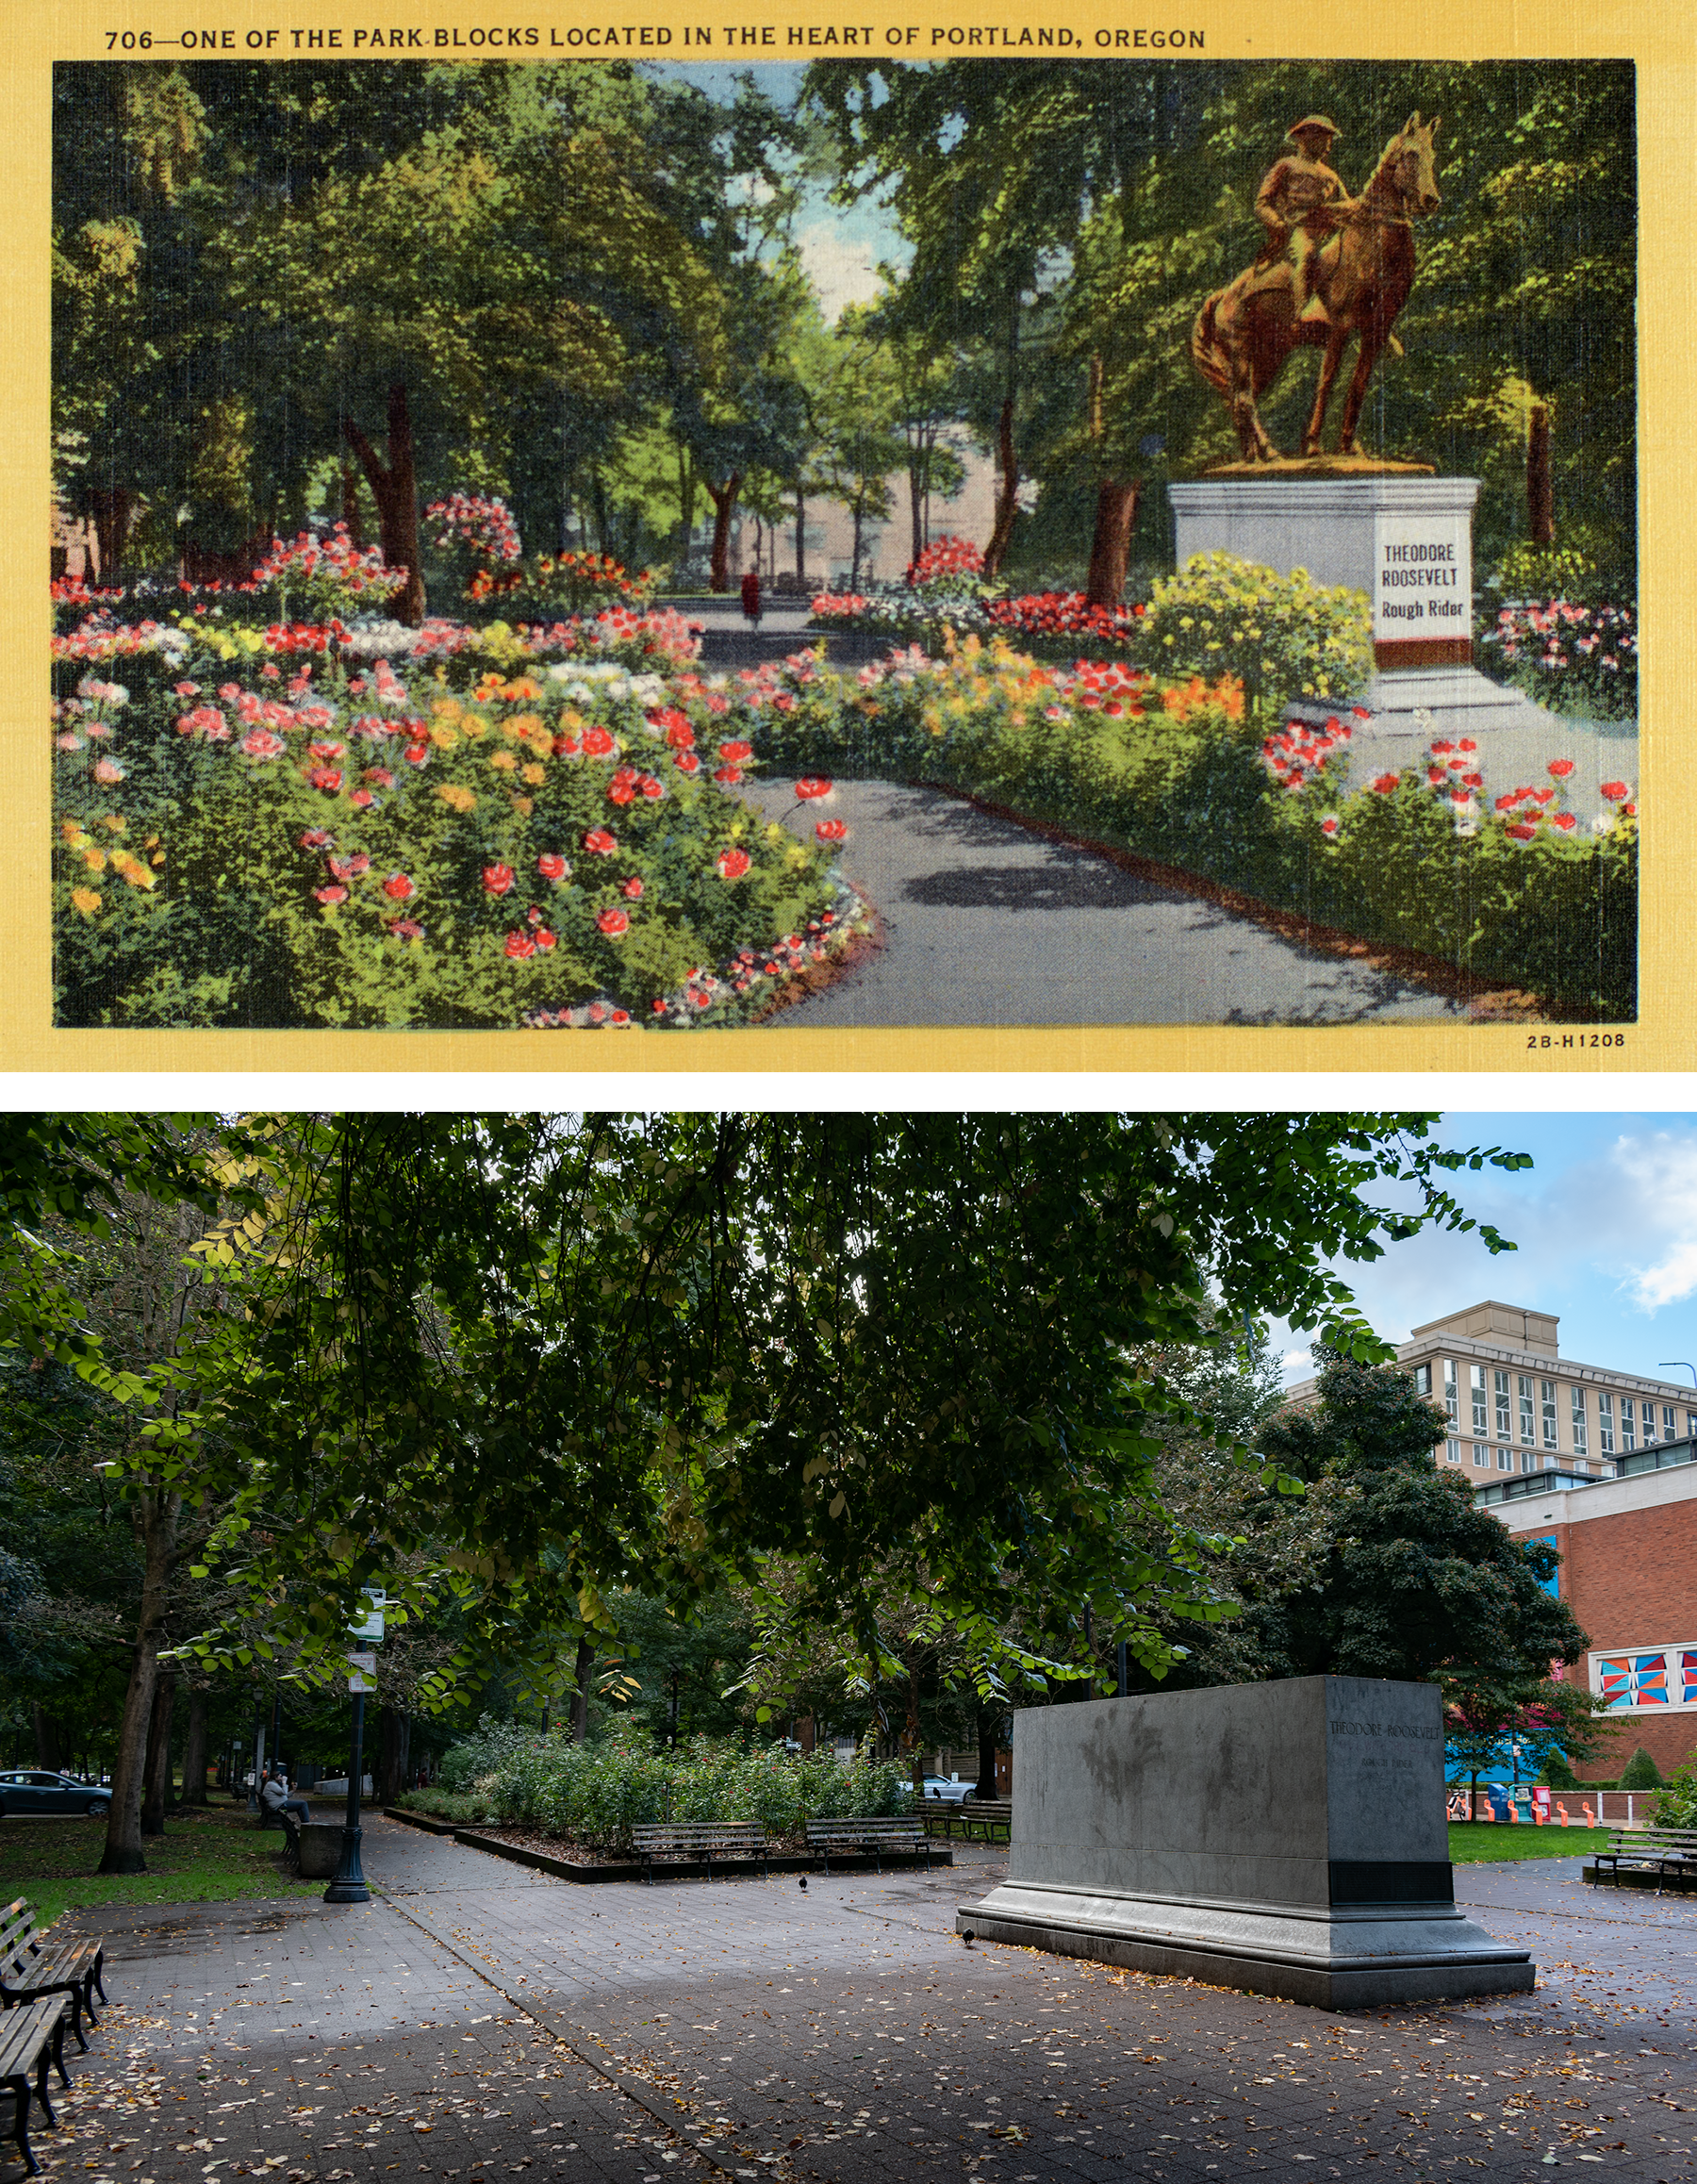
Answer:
(644, 58, 904, 321)
(1272, 1113, 1697, 1387)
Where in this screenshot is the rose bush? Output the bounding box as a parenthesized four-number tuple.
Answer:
(1477, 598, 1638, 721)
(53, 617, 858, 1029)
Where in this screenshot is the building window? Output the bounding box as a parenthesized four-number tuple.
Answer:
(1445, 1437, 1459, 1465)
(1664, 1404, 1678, 1444)
(1471, 1364, 1489, 1435)
(1572, 1386, 1588, 1454)
(1414, 1363, 1432, 1396)
(1443, 1359, 1458, 1426)
(1494, 1368, 1511, 1437)
(1496, 1447, 1512, 1470)
(1598, 1392, 1614, 1454)
(1472, 1443, 1487, 1468)
(1621, 1398, 1636, 1453)
(1518, 1375, 1536, 1444)
(1521, 1451, 1538, 1474)
(1541, 1381, 1558, 1448)
(1688, 1411, 1697, 1442)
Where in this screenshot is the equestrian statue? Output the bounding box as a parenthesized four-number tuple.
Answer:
(1192, 112, 1442, 463)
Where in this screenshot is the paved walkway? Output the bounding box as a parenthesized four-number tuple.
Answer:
(746, 781, 1468, 1027)
(33, 1822, 1697, 2184)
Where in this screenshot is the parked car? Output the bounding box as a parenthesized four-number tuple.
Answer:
(920, 1774, 976, 1804)
(0, 1770, 113, 1818)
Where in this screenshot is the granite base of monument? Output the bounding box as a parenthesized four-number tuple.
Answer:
(956, 1677, 1534, 2010)
(1167, 472, 1553, 741)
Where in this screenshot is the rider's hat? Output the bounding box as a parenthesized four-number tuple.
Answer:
(1287, 115, 1341, 140)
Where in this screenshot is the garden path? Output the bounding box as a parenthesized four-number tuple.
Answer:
(47, 1820, 1697, 2184)
(744, 780, 1471, 1027)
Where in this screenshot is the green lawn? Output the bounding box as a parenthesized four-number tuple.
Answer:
(0, 1805, 325, 1929)
(1448, 1821, 1613, 1862)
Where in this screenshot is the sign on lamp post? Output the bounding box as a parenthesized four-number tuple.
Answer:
(325, 1589, 385, 1906)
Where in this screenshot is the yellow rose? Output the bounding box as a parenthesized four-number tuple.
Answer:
(70, 887, 102, 917)
(521, 763, 546, 786)
(437, 784, 477, 814)
(430, 722, 460, 751)
(81, 848, 107, 872)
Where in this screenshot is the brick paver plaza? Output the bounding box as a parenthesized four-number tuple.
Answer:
(25, 1820, 1697, 2184)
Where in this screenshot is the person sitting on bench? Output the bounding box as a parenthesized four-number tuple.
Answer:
(260, 1769, 311, 1824)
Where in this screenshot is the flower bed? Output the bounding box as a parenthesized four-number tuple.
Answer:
(433, 1724, 912, 1858)
(750, 635, 1636, 1018)
(1477, 598, 1638, 721)
(52, 612, 858, 1029)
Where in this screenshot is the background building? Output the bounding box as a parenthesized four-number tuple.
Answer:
(1483, 1443, 1697, 1782)
(1287, 1300, 1697, 1485)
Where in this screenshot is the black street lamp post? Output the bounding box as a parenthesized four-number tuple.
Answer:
(324, 1687, 370, 1905)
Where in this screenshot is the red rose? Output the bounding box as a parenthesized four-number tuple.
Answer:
(583, 828, 618, 856)
(639, 774, 665, 800)
(537, 852, 568, 880)
(718, 740, 754, 763)
(714, 765, 744, 786)
(314, 884, 349, 905)
(382, 872, 416, 901)
(717, 847, 751, 880)
(483, 863, 516, 894)
(815, 819, 848, 842)
(306, 766, 343, 793)
(596, 906, 631, 936)
(1548, 758, 1576, 779)
(666, 720, 696, 750)
(504, 931, 537, 959)
(535, 927, 557, 950)
(299, 828, 333, 850)
(582, 726, 617, 757)
(403, 741, 430, 767)
(1371, 773, 1401, 795)
(673, 752, 700, 774)
(794, 778, 832, 801)
(1600, 781, 1629, 802)
(621, 876, 644, 899)
(607, 781, 635, 804)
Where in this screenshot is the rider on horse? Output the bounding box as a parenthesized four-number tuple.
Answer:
(1255, 115, 1358, 325)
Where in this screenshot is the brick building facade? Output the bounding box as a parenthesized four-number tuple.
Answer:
(1486, 1449, 1697, 1782)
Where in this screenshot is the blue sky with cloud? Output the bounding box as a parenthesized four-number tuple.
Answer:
(1273, 1114, 1697, 1386)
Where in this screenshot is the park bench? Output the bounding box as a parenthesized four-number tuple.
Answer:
(0, 1994, 74, 2176)
(630, 1821, 768, 1885)
(806, 1816, 934, 1876)
(278, 1812, 346, 1881)
(921, 1797, 1012, 1845)
(1587, 1826, 1697, 1895)
(0, 1900, 105, 2049)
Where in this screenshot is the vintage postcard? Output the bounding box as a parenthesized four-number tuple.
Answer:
(6, 0, 1690, 1070)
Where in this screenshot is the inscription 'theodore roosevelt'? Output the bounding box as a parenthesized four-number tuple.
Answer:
(1328, 1719, 1442, 1740)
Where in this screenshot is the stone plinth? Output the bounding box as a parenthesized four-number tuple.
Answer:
(956, 1676, 1534, 2010)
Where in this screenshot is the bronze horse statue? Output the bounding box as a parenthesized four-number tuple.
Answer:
(1192, 114, 1442, 461)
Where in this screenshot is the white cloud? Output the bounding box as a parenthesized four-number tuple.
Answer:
(1608, 1133, 1697, 1309)
(796, 221, 882, 323)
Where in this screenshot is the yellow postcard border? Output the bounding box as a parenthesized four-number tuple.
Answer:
(8, 2, 1690, 1075)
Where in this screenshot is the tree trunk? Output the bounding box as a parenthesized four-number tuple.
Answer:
(570, 1634, 593, 1743)
(795, 481, 807, 586)
(32, 1705, 64, 1774)
(340, 467, 364, 552)
(705, 472, 742, 594)
(377, 1706, 411, 1805)
(908, 428, 928, 571)
(850, 501, 865, 590)
(1527, 403, 1554, 548)
(179, 1688, 210, 1807)
(140, 1669, 176, 1836)
(974, 1703, 1001, 1801)
(982, 396, 1019, 580)
(341, 385, 424, 624)
(89, 487, 137, 583)
(1085, 480, 1140, 606)
(101, 1489, 180, 1874)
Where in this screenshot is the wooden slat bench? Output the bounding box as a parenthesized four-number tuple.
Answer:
(806, 1817, 934, 1875)
(0, 1994, 74, 2176)
(921, 1798, 1013, 1845)
(630, 1822, 768, 1885)
(1587, 1826, 1697, 1894)
(0, 1900, 105, 2050)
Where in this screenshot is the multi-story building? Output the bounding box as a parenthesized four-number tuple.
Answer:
(1480, 1442, 1697, 1782)
(1290, 1300, 1697, 1485)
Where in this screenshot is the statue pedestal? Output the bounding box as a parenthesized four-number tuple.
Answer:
(956, 1677, 1534, 2010)
(1167, 472, 1534, 729)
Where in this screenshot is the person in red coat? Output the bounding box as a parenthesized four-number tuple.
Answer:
(740, 568, 763, 626)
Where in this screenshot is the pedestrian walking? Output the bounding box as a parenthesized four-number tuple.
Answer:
(740, 567, 763, 627)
